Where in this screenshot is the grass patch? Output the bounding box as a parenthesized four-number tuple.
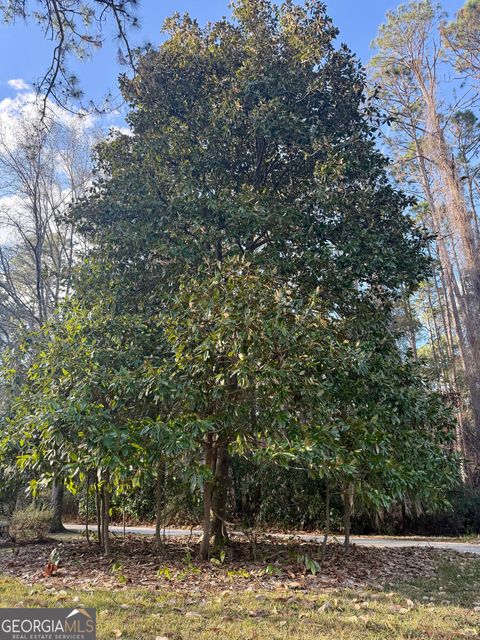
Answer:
(392, 555, 480, 608)
(0, 556, 479, 639)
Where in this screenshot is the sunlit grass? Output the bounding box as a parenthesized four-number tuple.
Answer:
(0, 555, 479, 639)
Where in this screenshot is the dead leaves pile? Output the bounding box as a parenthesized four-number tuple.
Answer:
(0, 534, 468, 594)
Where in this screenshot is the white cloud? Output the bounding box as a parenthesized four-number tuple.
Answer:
(0, 91, 97, 149)
(0, 195, 24, 245)
(7, 78, 29, 91)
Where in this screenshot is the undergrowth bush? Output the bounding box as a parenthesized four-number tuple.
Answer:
(9, 506, 53, 543)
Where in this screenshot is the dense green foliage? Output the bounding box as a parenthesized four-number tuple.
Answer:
(0, 0, 460, 556)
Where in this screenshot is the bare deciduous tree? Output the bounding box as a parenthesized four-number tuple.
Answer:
(0, 104, 94, 346)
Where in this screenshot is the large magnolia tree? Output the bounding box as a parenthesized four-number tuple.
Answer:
(2, 0, 460, 557)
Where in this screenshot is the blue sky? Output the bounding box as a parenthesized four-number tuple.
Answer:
(0, 0, 466, 107)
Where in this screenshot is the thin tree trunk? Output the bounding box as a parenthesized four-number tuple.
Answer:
(211, 441, 230, 551)
(155, 458, 166, 551)
(321, 481, 330, 560)
(100, 487, 106, 550)
(425, 282, 449, 385)
(95, 478, 102, 547)
(434, 263, 455, 374)
(50, 477, 66, 533)
(438, 267, 468, 478)
(122, 496, 126, 539)
(403, 295, 418, 359)
(199, 436, 215, 561)
(426, 313, 441, 378)
(343, 484, 353, 550)
(466, 178, 480, 242)
(85, 473, 90, 546)
(102, 473, 111, 557)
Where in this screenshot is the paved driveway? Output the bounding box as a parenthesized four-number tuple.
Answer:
(64, 524, 480, 555)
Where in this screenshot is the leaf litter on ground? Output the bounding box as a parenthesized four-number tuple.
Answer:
(0, 533, 470, 595)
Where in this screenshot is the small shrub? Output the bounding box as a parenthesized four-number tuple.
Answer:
(9, 506, 54, 543)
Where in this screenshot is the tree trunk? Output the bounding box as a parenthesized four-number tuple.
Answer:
(403, 294, 418, 359)
(199, 436, 215, 561)
(122, 497, 126, 539)
(85, 473, 90, 546)
(211, 441, 230, 551)
(102, 473, 111, 556)
(100, 488, 105, 550)
(425, 279, 449, 384)
(50, 477, 66, 533)
(401, 501, 407, 533)
(343, 484, 353, 550)
(321, 481, 330, 560)
(155, 458, 166, 551)
(438, 266, 468, 479)
(95, 478, 102, 547)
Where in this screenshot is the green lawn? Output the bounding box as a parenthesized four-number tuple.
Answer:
(0, 556, 479, 639)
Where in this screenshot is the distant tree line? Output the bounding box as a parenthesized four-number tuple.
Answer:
(371, 0, 480, 484)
